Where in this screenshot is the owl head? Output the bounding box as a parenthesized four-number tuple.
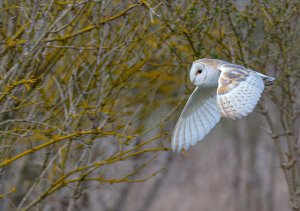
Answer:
(189, 59, 221, 87)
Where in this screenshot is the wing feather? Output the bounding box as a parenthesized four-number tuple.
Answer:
(201, 104, 214, 130)
(177, 121, 184, 151)
(185, 116, 191, 150)
(172, 87, 221, 152)
(217, 63, 265, 119)
(208, 98, 220, 113)
(182, 120, 187, 150)
(191, 112, 199, 145)
(195, 109, 206, 140)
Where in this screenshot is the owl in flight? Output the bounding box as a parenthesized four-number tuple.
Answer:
(172, 58, 275, 152)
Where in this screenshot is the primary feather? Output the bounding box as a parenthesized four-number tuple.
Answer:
(171, 87, 221, 152)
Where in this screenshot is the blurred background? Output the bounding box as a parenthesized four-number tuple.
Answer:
(0, 1, 299, 211)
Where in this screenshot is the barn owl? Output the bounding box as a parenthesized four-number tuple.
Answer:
(172, 58, 275, 152)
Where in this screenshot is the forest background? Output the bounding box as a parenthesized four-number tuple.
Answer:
(0, 1, 299, 211)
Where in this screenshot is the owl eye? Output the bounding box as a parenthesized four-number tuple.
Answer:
(197, 69, 202, 74)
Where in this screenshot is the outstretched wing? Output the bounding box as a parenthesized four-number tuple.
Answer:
(172, 87, 221, 152)
(217, 63, 265, 119)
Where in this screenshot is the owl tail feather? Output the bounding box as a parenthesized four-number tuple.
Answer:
(263, 76, 276, 86)
(256, 72, 275, 86)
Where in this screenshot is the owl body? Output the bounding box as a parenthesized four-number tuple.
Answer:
(172, 58, 275, 152)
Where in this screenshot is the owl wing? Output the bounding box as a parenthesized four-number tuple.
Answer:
(216, 63, 265, 119)
(172, 87, 221, 152)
